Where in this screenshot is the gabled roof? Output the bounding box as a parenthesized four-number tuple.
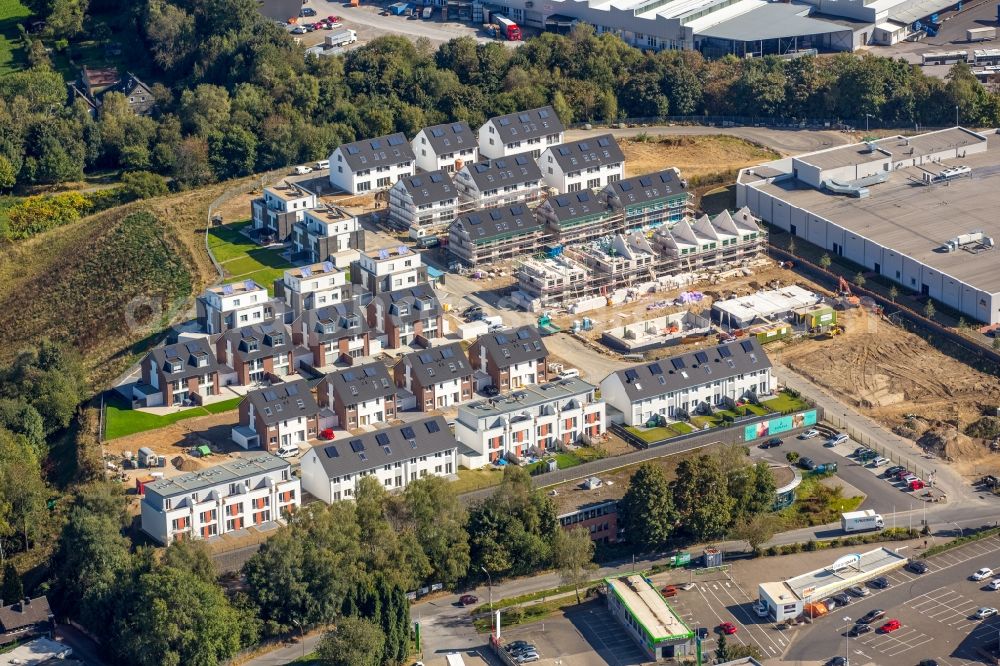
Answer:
(394, 170, 456, 207)
(103, 71, 154, 99)
(475, 326, 548, 367)
(301, 302, 368, 342)
(417, 121, 476, 155)
(221, 321, 293, 363)
(307, 416, 455, 480)
(602, 168, 688, 209)
(460, 153, 542, 191)
(246, 380, 319, 426)
(150, 339, 223, 380)
(545, 134, 624, 173)
(537, 190, 612, 224)
(323, 361, 395, 406)
(452, 203, 544, 243)
(399, 342, 471, 387)
(608, 339, 771, 402)
(336, 133, 415, 172)
(373, 283, 442, 326)
(483, 106, 565, 145)
(0, 596, 52, 632)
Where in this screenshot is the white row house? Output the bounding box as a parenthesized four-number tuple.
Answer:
(387, 170, 459, 239)
(140, 454, 300, 545)
(300, 416, 460, 503)
(478, 106, 565, 159)
(538, 134, 625, 194)
(412, 121, 479, 173)
(274, 261, 350, 318)
(600, 339, 776, 427)
(453, 153, 545, 209)
(455, 378, 606, 467)
(329, 133, 415, 195)
(197, 279, 273, 335)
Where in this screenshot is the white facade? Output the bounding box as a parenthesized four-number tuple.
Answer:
(453, 163, 544, 209)
(329, 148, 414, 195)
(478, 121, 564, 159)
(538, 149, 624, 194)
(247, 401, 311, 447)
(296, 208, 362, 256)
(300, 446, 457, 503)
(200, 280, 270, 334)
(455, 380, 606, 467)
(140, 455, 300, 545)
(356, 247, 423, 292)
(600, 368, 776, 426)
(322, 382, 390, 427)
(411, 129, 479, 173)
(279, 262, 349, 313)
(387, 178, 458, 238)
(252, 184, 316, 229)
(506, 360, 542, 390)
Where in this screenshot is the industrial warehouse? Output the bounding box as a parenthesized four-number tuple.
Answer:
(737, 127, 1000, 325)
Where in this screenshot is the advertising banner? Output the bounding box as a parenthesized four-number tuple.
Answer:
(744, 409, 817, 441)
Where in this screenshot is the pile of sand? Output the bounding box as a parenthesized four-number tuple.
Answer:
(916, 423, 979, 462)
(172, 456, 203, 472)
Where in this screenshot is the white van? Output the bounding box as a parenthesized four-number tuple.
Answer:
(293, 165, 313, 175)
(557, 368, 580, 379)
(315, 159, 330, 170)
(276, 443, 300, 458)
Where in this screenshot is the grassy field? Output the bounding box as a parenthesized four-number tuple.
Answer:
(208, 220, 292, 294)
(104, 396, 242, 440)
(762, 391, 811, 414)
(0, 0, 30, 75)
(452, 467, 504, 494)
(620, 135, 780, 180)
(781, 471, 863, 527)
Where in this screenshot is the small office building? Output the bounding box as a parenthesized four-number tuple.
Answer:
(605, 575, 694, 660)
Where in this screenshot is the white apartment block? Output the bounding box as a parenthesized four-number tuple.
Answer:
(276, 261, 350, 317)
(453, 154, 545, 209)
(197, 279, 272, 334)
(293, 206, 364, 264)
(387, 170, 459, 239)
(600, 340, 776, 427)
(411, 121, 479, 173)
(140, 454, 300, 545)
(251, 182, 317, 241)
(455, 378, 606, 467)
(329, 133, 415, 194)
(538, 134, 625, 194)
(478, 106, 565, 159)
(300, 417, 458, 503)
(352, 245, 426, 294)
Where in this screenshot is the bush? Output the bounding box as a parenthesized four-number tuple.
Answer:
(765, 546, 779, 557)
(805, 539, 818, 552)
(5, 192, 90, 239)
(966, 417, 1000, 440)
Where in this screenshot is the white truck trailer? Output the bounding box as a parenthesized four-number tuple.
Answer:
(968, 27, 997, 42)
(841, 510, 885, 533)
(326, 29, 358, 47)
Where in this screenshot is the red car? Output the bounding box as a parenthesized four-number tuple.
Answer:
(719, 622, 738, 635)
(320, 428, 336, 440)
(895, 469, 913, 481)
(879, 619, 901, 633)
(327, 15, 342, 22)
(459, 594, 478, 606)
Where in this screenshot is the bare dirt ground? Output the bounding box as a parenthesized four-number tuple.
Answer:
(104, 410, 241, 470)
(619, 135, 780, 179)
(772, 307, 1000, 477)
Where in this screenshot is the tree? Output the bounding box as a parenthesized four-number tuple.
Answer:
(161, 540, 217, 584)
(819, 254, 832, 270)
(0, 430, 47, 552)
(0, 155, 15, 192)
(1, 562, 22, 603)
(619, 463, 676, 549)
(553, 527, 597, 603)
(672, 455, 734, 540)
(317, 616, 385, 666)
(729, 513, 782, 553)
(786, 451, 800, 464)
(716, 632, 730, 661)
(889, 285, 899, 302)
(853, 272, 866, 288)
(787, 236, 796, 255)
(119, 171, 168, 200)
(924, 300, 936, 319)
(993, 337, 1000, 351)
(0, 399, 46, 459)
(1, 340, 87, 435)
(400, 476, 470, 586)
(208, 127, 257, 180)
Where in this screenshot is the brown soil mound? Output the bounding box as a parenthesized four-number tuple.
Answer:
(172, 456, 203, 472)
(916, 423, 979, 461)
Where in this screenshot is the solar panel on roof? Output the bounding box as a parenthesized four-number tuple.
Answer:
(323, 261, 334, 272)
(597, 137, 610, 147)
(718, 346, 732, 358)
(577, 191, 591, 202)
(222, 284, 233, 295)
(451, 123, 464, 132)
(244, 279, 256, 291)
(401, 426, 415, 439)
(694, 351, 709, 364)
(425, 420, 441, 433)
(639, 177, 652, 187)
(579, 141, 589, 150)
(441, 346, 454, 359)
(350, 439, 365, 452)
(517, 328, 531, 340)
(514, 155, 528, 165)
(346, 146, 360, 155)
(624, 368, 639, 381)
(324, 445, 339, 458)
(648, 362, 663, 374)
(468, 214, 482, 225)
(670, 358, 686, 370)
(430, 128, 445, 138)
(419, 352, 433, 364)
(619, 181, 633, 192)
(495, 334, 509, 345)
(363, 366, 376, 377)
(343, 371, 356, 381)
(411, 177, 423, 187)
(557, 147, 570, 156)
(518, 113, 530, 122)
(370, 139, 382, 149)
(286, 383, 299, 396)
(376, 433, 390, 446)
(510, 204, 524, 215)
(429, 173, 442, 183)
(301, 266, 312, 278)
(538, 109, 549, 118)
(741, 340, 754, 353)
(388, 135, 404, 146)
(498, 118, 511, 126)
(263, 390, 278, 401)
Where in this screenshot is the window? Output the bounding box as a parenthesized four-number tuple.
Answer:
(568, 183, 582, 193)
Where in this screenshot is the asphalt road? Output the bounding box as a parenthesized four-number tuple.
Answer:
(565, 126, 855, 157)
(302, 0, 496, 46)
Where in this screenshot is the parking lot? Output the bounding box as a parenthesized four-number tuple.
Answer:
(786, 534, 1000, 665)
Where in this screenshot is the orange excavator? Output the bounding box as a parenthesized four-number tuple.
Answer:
(838, 276, 861, 307)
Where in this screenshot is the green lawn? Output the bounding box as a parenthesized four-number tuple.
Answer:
(762, 391, 811, 414)
(0, 0, 30, 75)
(625, 421, 695, 442)
(451, 467, 504, 494)
(208, 221, 293, 295)
(780, 471, 863, 528)
(104, 396, 243, 440)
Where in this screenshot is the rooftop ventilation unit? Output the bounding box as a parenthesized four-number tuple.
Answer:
(941, 230, 994, 253)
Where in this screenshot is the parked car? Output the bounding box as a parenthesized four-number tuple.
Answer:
(418, 236, 440, 249)
(718, 622, 738, 635)
(868, 577, 890, 589)
(661, 585, 678, 598)
(909, 478, 926, 491)
(759, 437, 783, 449)
(301, 7, 317, 15)
(515, 653, 539, 664)
(879, 619, 901, 633)
(798, 457, 816, 470)
(973, 568, 995, 581)
(847, 624, 871, 637)
(319, 428, 336, 440)
(832, 593, 851, 606)
(868, 456, 890, 467)
(847, 585, 869, 597)
(459, 595, 478, 606)
(276, 443, 299, 458)
(825, 433, 849, 447)
(822, 598, 837, 611)
(482, 385, 500, 397)
(291, 25, 308, 33)
(988, 579, 1000, 590)
(918, 661, 939, 666)
(799, 429, 820, 439)
(506, 641, 534, 652)
(293, 164, 312, 173)
(859, 609, 886, 624)
(976, 607, 998, 619)
(884, 465, 906, 478)
(853, 446, 870, 457)
(827, 657, 847, 666)
(895, 468, 913, 480)
(908, 561, 929, 574)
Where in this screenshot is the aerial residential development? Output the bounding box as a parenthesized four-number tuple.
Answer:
(11, 1, 1000, 662)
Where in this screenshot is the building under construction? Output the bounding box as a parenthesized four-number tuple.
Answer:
(515, 207, 768, 309)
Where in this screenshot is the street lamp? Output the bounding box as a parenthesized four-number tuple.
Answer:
(481, 566, 495, 638)
(865, 114, 873, 132)
(956, 105, 960, 127)
(843, 616, 852, 666)
(952, 522, 965, 539)
(292, 619, 305, 658)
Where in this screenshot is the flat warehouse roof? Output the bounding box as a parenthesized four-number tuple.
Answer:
(752, 132, 1000, 293)
(760, 548, 908, 604)
(695, 2, 850, 41)
(794, 128, 984, 171)
(607, 575, 692, 641)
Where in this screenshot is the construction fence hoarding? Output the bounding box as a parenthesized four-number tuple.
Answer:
(744, 409, 817, 441)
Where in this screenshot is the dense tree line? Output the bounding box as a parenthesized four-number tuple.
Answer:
(619, 446, 776, 550)
(4, 0, 999, 194)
